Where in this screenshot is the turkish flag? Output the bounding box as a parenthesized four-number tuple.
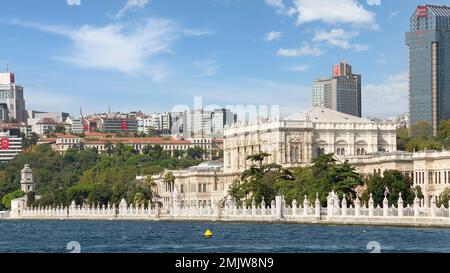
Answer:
(121, 120, 128, 130)
(0, 138, 9, 150)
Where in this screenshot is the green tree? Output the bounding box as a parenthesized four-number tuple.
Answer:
(438, 187, 450, 208)
(186, 147, 206, 160)
(230, 152, 294, 205)
(1, 190, 25, 209)
(362, 170, 416, 207)
(410, 121, 431, 138)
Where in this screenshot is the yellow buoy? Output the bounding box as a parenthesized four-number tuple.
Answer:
(204, 229, 214, 238)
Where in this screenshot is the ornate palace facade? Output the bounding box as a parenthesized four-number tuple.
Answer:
(223, 107, 397, 173)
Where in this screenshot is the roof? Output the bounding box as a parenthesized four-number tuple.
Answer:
(55, 133, 80, 138)
(189, 161, 223, 171)
(285, 107, 374, 124)
(83, 137, 191, 145)
(427, 5, 450, 17)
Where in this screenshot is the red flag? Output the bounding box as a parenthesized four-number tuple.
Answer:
(121, 120, 128, 130)
(0, 138, 9, 150)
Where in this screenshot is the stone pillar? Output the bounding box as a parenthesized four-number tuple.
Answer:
(368, 193, 374, 217)
(171, 187, 181, 217)
(303, 195, 309, 216)
(413, 194, 420, 217)
(315, 193, 321, 218)
(341, 194, 347, 216)
(292, 199, 297, 216)
(119, 198, 127, 217)
(251, 199, 256, 216)
(397, 193, 404, 217)
(271, 200, 276, 217)
(383, 196, 389, 217)
(275, 196, 282, 220)
(261, 197, 266, 216)
(355, 195, 361, 217)
(430, 195, 436, 218)
(327, 192, 334, 218)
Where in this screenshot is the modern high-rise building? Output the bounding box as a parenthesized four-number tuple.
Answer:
(0, 72, 26, 123)
(312, 61, 362, 117)
(406, 5, 450, 136)
(183, 109, 236, 137)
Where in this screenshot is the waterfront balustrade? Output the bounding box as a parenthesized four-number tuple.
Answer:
(9, 191, 450, 227)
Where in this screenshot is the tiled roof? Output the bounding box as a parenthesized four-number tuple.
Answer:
(285, 106, 374, 124)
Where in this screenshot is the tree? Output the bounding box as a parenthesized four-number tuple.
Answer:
(1, 190, 25, 209)
(105, 141, 114, 156)
(230, 152, 294, 205)
(410, 121, 431, 138)
(438, 187, 450, 208)
(186, 147, 206, 160)
(362, 170, 416, 207)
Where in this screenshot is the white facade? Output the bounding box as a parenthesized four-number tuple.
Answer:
(223, 107, 397, 173)
(0, 73, 26, 123)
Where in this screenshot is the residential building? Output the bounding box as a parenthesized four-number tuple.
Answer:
(102, 118, 138, 133)
(184, 109, 236, 138)
(0, 132, 22, 161)
(406, 5, 450, 136)
(312, 61, 362, 117)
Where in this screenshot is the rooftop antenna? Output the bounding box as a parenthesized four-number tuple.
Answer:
(80, 106, 83, 117)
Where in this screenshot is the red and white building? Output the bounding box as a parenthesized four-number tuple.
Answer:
(0, 132, 23, 161)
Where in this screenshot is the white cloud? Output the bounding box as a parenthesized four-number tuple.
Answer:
(290, 0, 377, 28)
(264, 31, 282, 42)
(366, 0, 381, 6)
(363, 72, 408, 117)
(13, 18, 202, 81)
(114, 0, 150, 19)
(277, 43, 323, 57)
(375, 53, 387, 64)
(281, 64, 309, 72)
(387, 11, 400, 21)
(313, 28, 369, 51)
(67, 0, 81, 6)
(265, 0, 288, 14)
(193, 60, 220, 77)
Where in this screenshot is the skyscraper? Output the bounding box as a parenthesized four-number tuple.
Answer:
(312, 61, 362, 117)
(0, 72, 26, 123)
(406, 5, 450, 136)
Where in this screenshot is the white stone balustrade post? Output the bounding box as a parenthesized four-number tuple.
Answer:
(303, 195, 309, 216)
(251, 199, 256, 216)
(119, 198, 127, 217)
(327, 192, 334, 218)
(315, 193, 320, 217)
(261, 197, 266, 216)
(292, 199, 297, 216)
(413, 195, 420, 217)
(368, 193, 374, 217)
(383, 196, 389, 217)
(271, 200, 276, 217)
(275, 196, 282, 220)
(430, 196, 436, 218)
(397, 193, 404, 217)
(355, 195, 361, 217)
(341, 195, 347, 216)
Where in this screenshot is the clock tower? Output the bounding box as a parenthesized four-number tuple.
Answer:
(20, 164, 34, 193)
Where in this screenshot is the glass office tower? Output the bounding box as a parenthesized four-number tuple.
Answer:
(406, 5, 450, 136)
(312, 61, 361, 117)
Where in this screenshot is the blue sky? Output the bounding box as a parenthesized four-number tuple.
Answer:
(0, 0, 447, 118)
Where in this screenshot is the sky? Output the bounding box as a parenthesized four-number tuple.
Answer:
(0, 0, 448, 119)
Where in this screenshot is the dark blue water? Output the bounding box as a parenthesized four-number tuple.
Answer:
(0, 220, 449, 253)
